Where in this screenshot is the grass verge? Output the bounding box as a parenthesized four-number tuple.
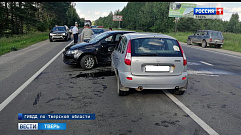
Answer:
(0, 32, 49, 56)
(112, 28, 241, 53)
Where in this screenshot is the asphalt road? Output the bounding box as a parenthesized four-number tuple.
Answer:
(0, 36, 241, 135)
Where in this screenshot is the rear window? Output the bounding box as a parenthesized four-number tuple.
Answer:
(131, 38, 182, 57)
(211, 31, 223, 37)
(92, 29, 104, 34)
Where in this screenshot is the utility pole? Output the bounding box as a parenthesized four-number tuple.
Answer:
(175, 17, 179, 35)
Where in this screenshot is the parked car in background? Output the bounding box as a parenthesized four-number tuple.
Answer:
(63, 31, 135, 70)
(49, 26, 71, 42)
(91, 28, 105, 39)
(111, 33, 188, 96)
(187, 30, 224, 48)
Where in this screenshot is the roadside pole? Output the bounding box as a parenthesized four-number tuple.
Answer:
(113, 15, 122, 29)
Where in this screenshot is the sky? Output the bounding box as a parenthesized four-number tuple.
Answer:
(75, 2, 241, 22)
(75, 2, 128, 22)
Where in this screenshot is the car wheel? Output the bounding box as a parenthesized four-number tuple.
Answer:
(187, 39, 192, 45)
(202, 40, 207, 48)
(174, 80, 188, 95)
(117, 74, 128, 96)
(65, 36, 68, 41)
(174, 90, 185, 95)
(216, 44, 221, 48)
(49, 38, 53, 42)
(80, 55, 95, 70)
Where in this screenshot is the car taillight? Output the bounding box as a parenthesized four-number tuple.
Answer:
(210, 38, 212, 42)
(222, 39, 223, 43)
(124, 40, 132, 65)
(177, 40, 187, 66)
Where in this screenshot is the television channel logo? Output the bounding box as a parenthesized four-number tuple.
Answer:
(18, 123, 38, 130)
(194, 8, 223, 15)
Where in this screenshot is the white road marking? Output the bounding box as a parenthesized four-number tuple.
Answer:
(163, 90, 219, 135)
(200, 61, 214, 66)
(0, 40, 74, 112)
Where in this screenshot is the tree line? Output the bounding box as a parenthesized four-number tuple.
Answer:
(0, 2, 83, 37)
(95, 2, 241, 34)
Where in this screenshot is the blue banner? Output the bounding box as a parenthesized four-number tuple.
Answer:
(194, 8, 216, 15)
(18, 113, 95, 120)
(38, 123, 66, 130)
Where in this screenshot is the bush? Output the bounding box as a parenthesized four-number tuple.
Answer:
(37, 22, 48, 32)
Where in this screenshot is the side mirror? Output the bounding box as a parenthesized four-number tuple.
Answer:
(108, 46, 114, 52)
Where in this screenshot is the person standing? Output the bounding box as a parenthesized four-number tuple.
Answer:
(109, 28, 112, 31)
(72, 23, 79, 44)
(80, 24, 94, 43)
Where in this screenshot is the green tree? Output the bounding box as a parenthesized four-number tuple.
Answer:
(226, 13, 240, 33)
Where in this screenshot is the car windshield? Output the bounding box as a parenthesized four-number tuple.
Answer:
(52, 27, 66, 31)
(92, 29, 104, 34)
(89, 32, 108, 43)
(131, 38, 182, 57)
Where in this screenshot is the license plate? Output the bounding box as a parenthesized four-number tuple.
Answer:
(145, 66, 170, 72)
(53, 36, 61, 38)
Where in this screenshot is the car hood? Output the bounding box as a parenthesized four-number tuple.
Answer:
(66, 42, 94, 50)
(52, 31, 66, 33)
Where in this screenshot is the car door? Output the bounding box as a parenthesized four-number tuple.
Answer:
(99, 33, 122, 63)
(198, 31, 205, 43)
(112, 36, 126, 68)
(192, 31, 200, 43)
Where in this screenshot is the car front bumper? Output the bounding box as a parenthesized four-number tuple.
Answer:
(62, 53, 78, 65)
(50, 35, 67, 40)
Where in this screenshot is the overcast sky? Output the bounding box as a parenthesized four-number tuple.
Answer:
(75, 2, 241, 22)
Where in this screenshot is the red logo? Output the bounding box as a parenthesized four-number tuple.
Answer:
(216, 8, 223, 15)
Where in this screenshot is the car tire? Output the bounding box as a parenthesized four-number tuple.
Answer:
(65, 36, 68, 41)
(187, 39, 192, 45)
(202, 40, 207, 48)
(117, 74, 128, 96)
(216, 44, 221, 48)
(80, 55, 95, 70)
(174, 90, 185, 95)
(49, 38, 53, 42)
(175, 80, 188, 95)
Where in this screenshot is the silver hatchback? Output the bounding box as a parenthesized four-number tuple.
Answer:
(111, 33, 188, 96)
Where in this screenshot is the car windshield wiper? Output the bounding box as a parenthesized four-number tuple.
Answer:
(139, 53, 159, 56)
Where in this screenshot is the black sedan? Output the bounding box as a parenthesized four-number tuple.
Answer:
(63, 31, 135, 70)
(49, 26, 71, 42)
